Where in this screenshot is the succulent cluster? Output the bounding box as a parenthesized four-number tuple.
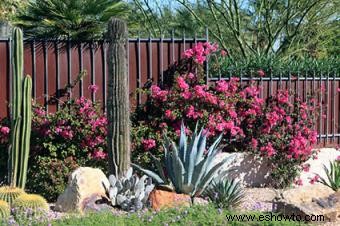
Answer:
(104, 168, 155, 212)
(0, 186, 25, 205)
(204, 178, 244, 210)
(318, 160, 340, 192)
(133, 123, 236, 197)
(0, 200, 10, 220)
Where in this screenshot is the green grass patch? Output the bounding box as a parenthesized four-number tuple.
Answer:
(48, 205, 306, 226)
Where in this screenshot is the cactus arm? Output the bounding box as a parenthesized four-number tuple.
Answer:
(18, 75, 32, 189)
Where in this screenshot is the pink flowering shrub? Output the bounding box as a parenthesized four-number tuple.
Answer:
(26, 96, 108, 200)
(132, 42, 319, 188)
(0, 118, 10, 184)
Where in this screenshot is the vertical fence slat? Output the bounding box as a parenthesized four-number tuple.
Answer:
(43, 41, 48, 110)
(90, 41, 95, 101)
(137, 35, 141, 105)
(102, 41, 107, 110)
(55, 41, 60, 110)
(79, 43, 83, 97)
(332, 73, 336, 143)
(31, 40, 36, 99)
(160, 34, 163, 86)
(205, 28, 209, 85)
(148, 35, 152, 80)
(326, 71, 329, 144)
(67, 39, 72, 98)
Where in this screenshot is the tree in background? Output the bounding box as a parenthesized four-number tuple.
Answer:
(129, 0, 339, 59)
(0, 0, 28, 22)
(15, 0, 129, 39)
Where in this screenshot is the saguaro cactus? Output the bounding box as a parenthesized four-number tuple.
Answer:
(8, 27, 32, 189)
(107, 18, 130, 178)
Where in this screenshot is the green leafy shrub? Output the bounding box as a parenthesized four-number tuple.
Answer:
(204, 178, 244, 210)
(317, 158, 340, 191)
(26, 156, 79, 201)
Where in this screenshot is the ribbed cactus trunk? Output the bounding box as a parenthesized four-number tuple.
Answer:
(107, 18, 131, 178)
(8, 27, 32, 189)
(8, 27, 23, 187)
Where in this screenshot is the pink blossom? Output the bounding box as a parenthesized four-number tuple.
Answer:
(302, 164, 310, 172)
(336, 155, 340, 161)
(337, 88, 340, 92)
(165, 110, 176, 120)
(309, 175, 319, 185)
(88, 84, 99, 93)
(183, 49, 194, 58)
(92, 150, 108, 160)
(215, 80, 229, 93)
(294, 178, 303, 186)
(260, 143, 275, 157)
(0, 126, 10, 135)
(251, 138, 258, 149)
(187, 73, 195, 79)
(142, 138, 156, 151)
(176, 76, 189, 90)
(181, 90, 192, 100)
(220, 50, 228, 56)
(257, 69, 265, 77)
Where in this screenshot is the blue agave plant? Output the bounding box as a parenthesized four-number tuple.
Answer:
(132, 122, 235, 197)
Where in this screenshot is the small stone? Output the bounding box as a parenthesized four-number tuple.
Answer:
(148, 189, 191, 211)
(192, 197, 209, 206)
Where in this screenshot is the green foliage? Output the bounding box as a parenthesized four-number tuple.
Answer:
(104, 167, 155, 211)
(50, 204, 304, 226)
(318, 160, 340, 192)
(8, 27, 32, 189)
(211, 54, 340, 78)
(204, 178, 244, 210)
(15, 0, 128, 39)
(26, 157, 80, 202)
(12, 194, 49, 216)
(0, 186, 25, 205)
(0, 0, 27, 22)
(0, 200, 10, 221)
(133, 122, 235, 197)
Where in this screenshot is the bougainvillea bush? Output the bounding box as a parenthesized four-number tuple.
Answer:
(0, 88, 108, 201)
(131, 42, 319, 188)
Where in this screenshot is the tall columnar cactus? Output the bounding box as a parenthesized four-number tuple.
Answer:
(8, 27, 32, 189)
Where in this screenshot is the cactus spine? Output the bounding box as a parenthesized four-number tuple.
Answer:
(8, 27, 32, 189)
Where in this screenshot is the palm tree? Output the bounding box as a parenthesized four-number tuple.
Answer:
(15, 0, 129, 40)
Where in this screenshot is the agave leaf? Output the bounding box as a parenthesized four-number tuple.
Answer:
(150, 153, 167, 182)
(131, 163, 165, 184)
(116, 194, 127, 206)
(195, 156, 233, 196)
(206, 134, 223, 158)
(109, 186, 118, 200)
(179, 121, 187, 162)
(170, 143, 185, 192)
(183, 129, 199, 186)
(195, 129, 207, 165)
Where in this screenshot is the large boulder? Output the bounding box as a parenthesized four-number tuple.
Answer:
(54, 167, 110, 213)
(274, 184, 340, 222)
(215, 148, 339, 187)
(148, 189, 191, 211)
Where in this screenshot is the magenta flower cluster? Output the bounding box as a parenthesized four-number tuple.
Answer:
(132, 41, 319, 187)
